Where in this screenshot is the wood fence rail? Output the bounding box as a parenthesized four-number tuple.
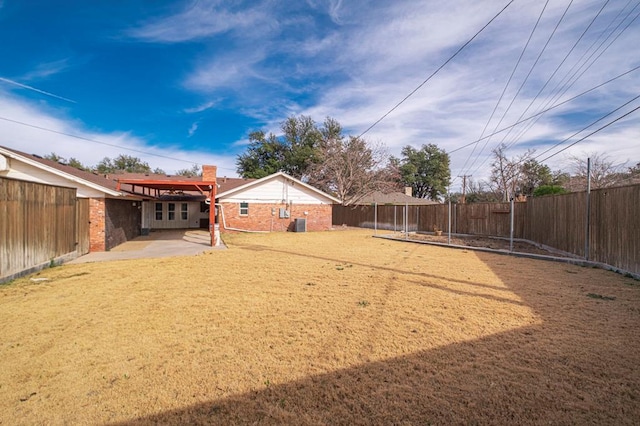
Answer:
(333, 184, 640, 275)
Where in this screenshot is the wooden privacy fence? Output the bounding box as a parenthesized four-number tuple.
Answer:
(333, 183, 640, 275)
(0, 177, 87, 282)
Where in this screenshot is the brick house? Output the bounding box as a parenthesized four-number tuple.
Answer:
(2, 145, 338, 257)
(216, 172, 339, 232)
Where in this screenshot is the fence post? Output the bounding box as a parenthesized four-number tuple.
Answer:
(510, 197, 514, 252)
(394, 205, 397, 232)
(447, 194, 452, 245)
(374, 203, 377, 235)
(405, 203, 409, 239)
(585, 157, 591, 260)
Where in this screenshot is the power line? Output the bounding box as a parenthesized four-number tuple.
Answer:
(0, 115, 236, 171)
(460, 0, 574, 178)
(502, 1, 640, 152)
(458, 0, 550, 176)
(357, 0, 516, 138)
(447, 64, 640, 154)
(535, 96, 640, 163)
(488, 0, 611, 154)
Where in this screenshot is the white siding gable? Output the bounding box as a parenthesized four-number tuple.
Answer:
(0, 154, 116, 198)
(219, 175, 333, 205)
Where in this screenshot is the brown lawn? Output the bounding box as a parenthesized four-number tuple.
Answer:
(0, 229, 639, 425)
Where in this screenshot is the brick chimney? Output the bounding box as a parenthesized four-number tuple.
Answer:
(202, 165, 217, 182)
(404, 186, 412, 197)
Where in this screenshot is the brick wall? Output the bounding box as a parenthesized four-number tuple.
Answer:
(89, 198, 106, 252)
(105, 199, 141, 250)
(219, 202, 332, 232)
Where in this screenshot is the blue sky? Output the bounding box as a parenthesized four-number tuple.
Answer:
(0, 0, 638, 190)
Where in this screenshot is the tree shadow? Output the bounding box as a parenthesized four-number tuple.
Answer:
(112, 247, 640, 425)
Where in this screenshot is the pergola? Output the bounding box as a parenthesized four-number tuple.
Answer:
(116, 178, 218, 246)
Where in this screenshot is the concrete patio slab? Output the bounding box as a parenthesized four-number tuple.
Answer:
(69, 230, 224, 264)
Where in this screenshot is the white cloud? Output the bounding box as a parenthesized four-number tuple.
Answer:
(184, 100, 217, 114)
(187, 122, 199, 137)
(0, 91, 238, 175)
(20, 58, 72, 81)
(127, 0, 271, 43)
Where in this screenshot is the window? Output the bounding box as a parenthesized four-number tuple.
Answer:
(181, 203, 188, 220)
(155, 203, 162, 220)
(168, 203, 176, 220)
(239, 202, 249, 216)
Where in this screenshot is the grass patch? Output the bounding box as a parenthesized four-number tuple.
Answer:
(0, 229, 638, 425)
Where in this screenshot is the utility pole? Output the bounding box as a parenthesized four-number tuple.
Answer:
(458, 174, 472, 204)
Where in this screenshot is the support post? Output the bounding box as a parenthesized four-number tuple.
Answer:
(394, 205, 397, 232)
(509, 197, 514, 252)
(447, 192, 452, 245)
(585, 157, 591, 260)
(374, 203, 377, 235)
(405, 203, 409, 240)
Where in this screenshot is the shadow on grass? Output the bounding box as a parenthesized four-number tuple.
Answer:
(113, 245, 639, 425)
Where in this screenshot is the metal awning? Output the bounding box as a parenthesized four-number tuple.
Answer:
(116, 178, 218, 246)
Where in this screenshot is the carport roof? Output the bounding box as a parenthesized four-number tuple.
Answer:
(116, 177, 217, 196)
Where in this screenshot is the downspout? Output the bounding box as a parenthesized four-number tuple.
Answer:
(215, 203, 269, 233)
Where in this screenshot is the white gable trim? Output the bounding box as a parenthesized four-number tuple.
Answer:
(0, 147, 122, 197)
(216, 172, 340, 204)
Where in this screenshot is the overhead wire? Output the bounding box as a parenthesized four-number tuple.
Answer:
(481, 0, 611, 158)
(537, 105, 640, 163)
(457, 0, 575, 179)
(357, 0, 516, 139)
(458, 0, 550, 176)
(447, 64, 640, 154)
(533, 94, 640, 163)
(504, 1, 640, 150)
(0, 115, 237, 172)
(464, 0, 618, 179)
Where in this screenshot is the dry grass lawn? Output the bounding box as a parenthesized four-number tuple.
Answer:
(1, 229, 639, 425)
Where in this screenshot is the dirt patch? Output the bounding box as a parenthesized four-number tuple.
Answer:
(406, 232, 568, 256)
(0, 229, 638, 425)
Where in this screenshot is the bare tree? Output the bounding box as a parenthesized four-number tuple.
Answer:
(488, 144, 533, 201)
(567, 153, 624, 190)
(311, 134, 398, 206)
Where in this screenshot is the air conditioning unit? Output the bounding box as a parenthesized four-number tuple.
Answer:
(294, 218, 306, 232)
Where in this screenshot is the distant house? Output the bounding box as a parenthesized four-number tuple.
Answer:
(216, 172, 340, 232)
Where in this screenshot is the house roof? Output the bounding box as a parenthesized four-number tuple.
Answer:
(217, 176, 256, 193)
(0, 145, 124, 197)
(216, 171, 341, 203)
(357, 191, 439, 205)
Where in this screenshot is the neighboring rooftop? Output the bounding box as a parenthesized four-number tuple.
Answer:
(357, 191, 439, 205)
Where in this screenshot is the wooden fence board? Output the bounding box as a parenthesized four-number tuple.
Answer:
(1, 178, 79, 281)
(333, 184, 639, 275)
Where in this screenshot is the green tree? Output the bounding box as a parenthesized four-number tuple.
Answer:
(519, 159, 553, 196)
(96, 154, 152, 174)
(175, 164, 201, 177)
(398, 144, 451, 200)
(43, 153, 91, 171)
(237, 115, 324, 180)
(236, 131, 288, 179)
(532, 185, 568, 197)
